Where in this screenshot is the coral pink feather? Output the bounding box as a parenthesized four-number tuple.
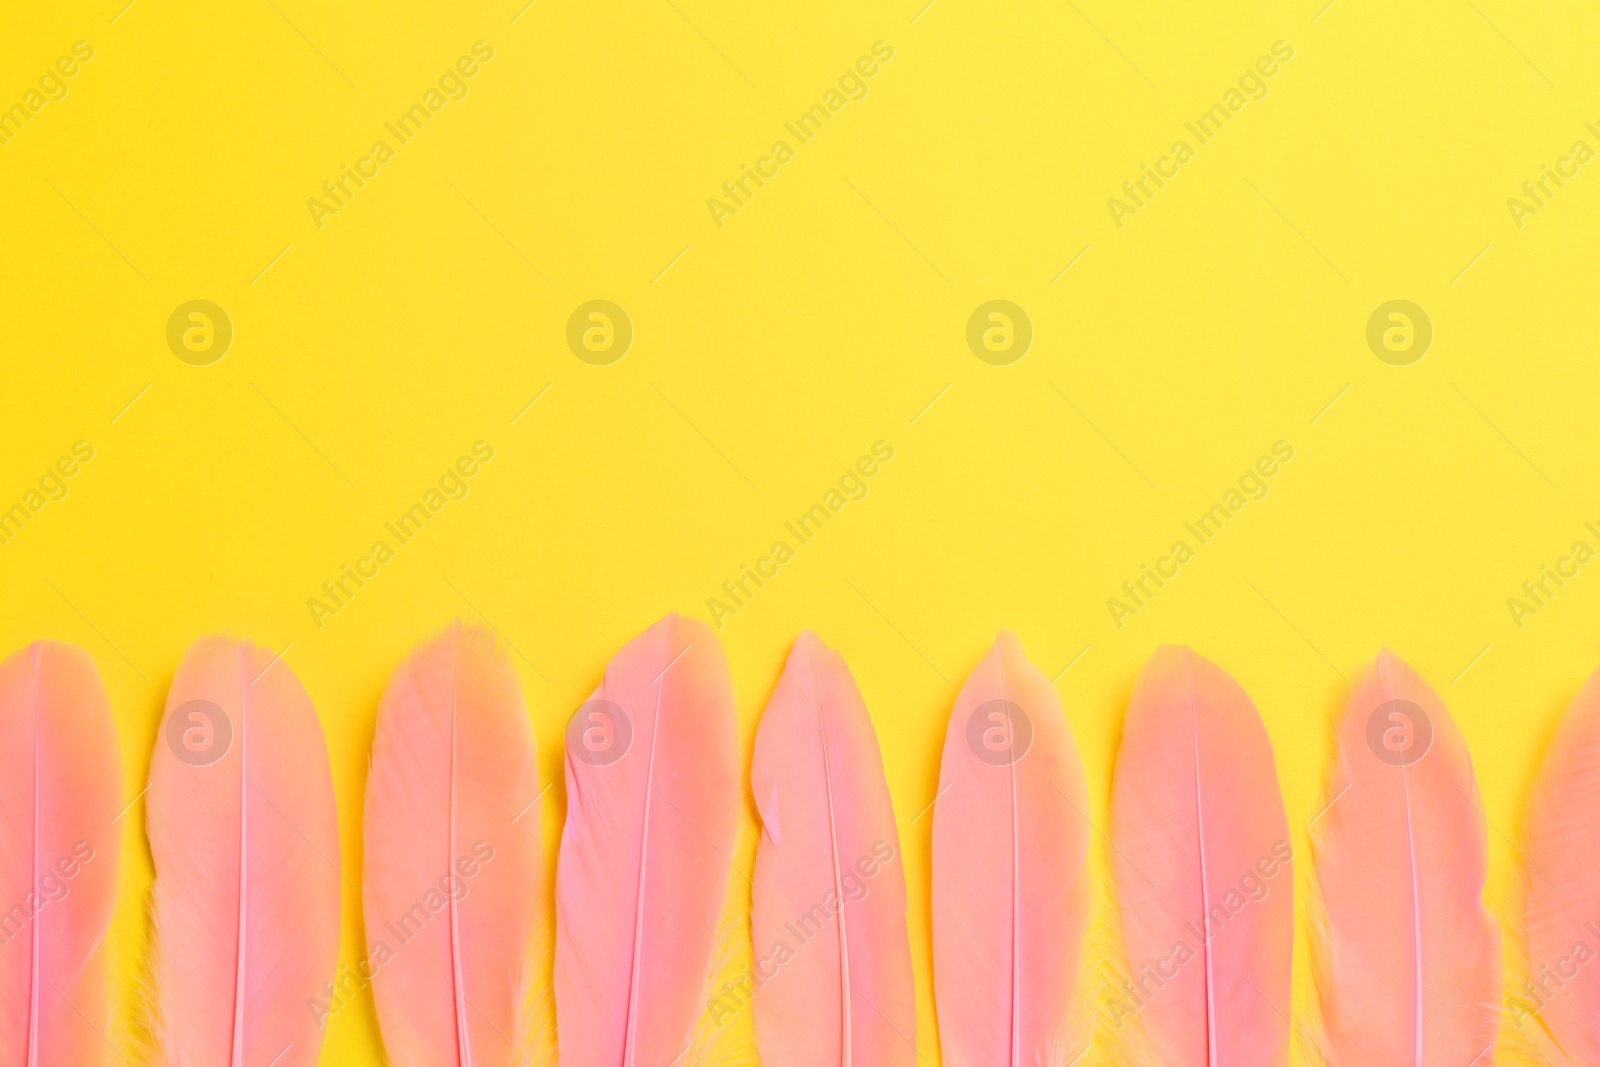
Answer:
(1314, 649, 1498, 1067)
(0, 642, 122, 1066)
(932, 632, 1091, 1067)
(146, 636, 340, 1067)
(1110, 645, 1293, 1067)
(750, 631, 915, 1067)
(363, 622, 543, 1067)
(554, 613, 738, 1067)
(1524, 667, 1600, 1065)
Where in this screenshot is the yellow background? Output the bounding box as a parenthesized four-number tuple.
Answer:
(2, 0, 1598, 1061)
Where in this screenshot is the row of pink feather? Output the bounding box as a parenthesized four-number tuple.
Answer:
(0, 616, 1592, 1066)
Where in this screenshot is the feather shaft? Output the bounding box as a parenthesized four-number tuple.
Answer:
(363, 622, 542, 1067)
(554, 613, 739, 1067)
(1110, 645, 1293, 1067)
(751, 631, 914, 1067)
(931, 633, 1090, 1067)
(1313, 649, 1498, 1067)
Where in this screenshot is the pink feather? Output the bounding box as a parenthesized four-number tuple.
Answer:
(750, 631, 915, 1066)
(363, 622, 543, 1067)
(146, 636, 340, 1067)
(1109, 645, 1293, 1067)
(554, 613, 738, 1067)
(0, 642, 122, 1066)
(932, 632, 1091, 1067)
(1524, 667, 1600, 1064)
(1314, 649, 1499, 1067)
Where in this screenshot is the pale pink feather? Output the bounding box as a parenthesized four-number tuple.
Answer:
(1524, 667, 1600, 1065)
(750, 631, 915, 1067)
(0, 642, 121, 1067)
(1314, 649, 1498, 1067)
(1110, 645, 1293, 1067)
(932, 632, 1091, 1067)
(146, 636, 340, 1067)
(554, 613, 738, 1067)
(363, 622, 543, 1067)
